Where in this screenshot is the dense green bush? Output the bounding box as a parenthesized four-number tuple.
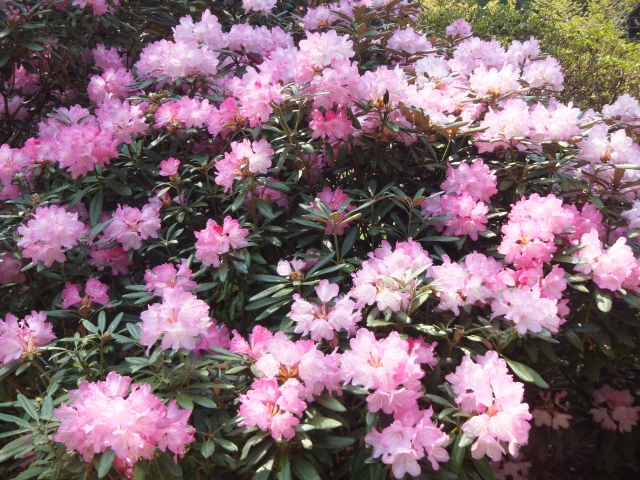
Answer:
(420, 0, 640, 109)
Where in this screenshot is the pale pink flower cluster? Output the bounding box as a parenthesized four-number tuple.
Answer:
(498, 193, 575, 269)
(153, 97, 212, 131)
(421, 159, 497, 240)
(17, 205, 86, 268)
(242, 0, 276, 14)
(104, 202, 162, 251)
(342, 330, 446, 476)
(576, 123, 640, 198)
(0, 311, 55, 365)
(301, 2, 354, 30)
(214, 139, 274, 192)
(87, 67, 134, 104)
(0, 143, 34, 201)
(309, 106, 355, 142)
(446, 19, 473, 37)
(53, 372, 195, 477)
(574, 229, 640, 291)
(602, 93, 640, 125)
(308, 186, 355, 235)
(0, 252, 25, 285)
(95, 98, 148, 144)
(92, 44, 124, 71)
(445, 351, 532, 462)
(290, 279, 362, 340)
(194, 216, 249, 268)
(89, 245, 131, 276)
(61, 278, 110, 310)
(71, 0, 119, 16)
(234, 327, 341, 439)
(239, 377, 306, 441)
(589, 384, 640, 433)
(387, 27, 432, 55)
(351, 239, 432, 312)
(139, 287, 229, 354)
(144, 260, 197, 296)
(365, 407, 449, 478)
(429, 253, 513, 316)
(532, 391, 572, 430)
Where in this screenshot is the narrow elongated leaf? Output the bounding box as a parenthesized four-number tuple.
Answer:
(504, 358, 549, 389)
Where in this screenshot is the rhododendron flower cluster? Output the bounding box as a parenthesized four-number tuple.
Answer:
(532, 390, 572, 430)
(365, 407, 449, 478)
(103, 202, 161, 251)
(214, 139, 274, 192)
(17, 205, 86, 268)
(61, 278, 110, 311)
(446, 351, 531, 461)
(139, 287, 225, 353)
(574, 229, 640, 291)
(144, 260, 197, 296)
(0, 311, 55, 365)
(290, 279, 362, 340)
(589, 385, 640, 433)
(194, 216, 249, 268)
(53, 372, 195, 476)
(350, 239, 432, 312)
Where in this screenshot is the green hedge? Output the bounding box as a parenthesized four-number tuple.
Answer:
(420, 0, 640, 110)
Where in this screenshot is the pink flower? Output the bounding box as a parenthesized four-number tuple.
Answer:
(104, 202, 161, 251)
(0, 252, 25, 285)
(139, 287, 212, 353)
(229, 325, 273, 360)
(365, 406, 449, 477)
(309, 106, 355, 142)
(92, 44, 124, 71)
(214, 139, 274, 192)
(532, 391, 572, 430)
(445, 351, 532, 461)
(0, 143, 34, 201)
(53, 372, 194, 474)
(238, 377, 305, 440)
(491, 286, 562, 334)
(89, 245, 132, 276)
(17, 205, 86, 268)
(144, 260, 197, 296)
(61, 278, 110, 310)
(446, 19, 473, 37)
(590, 384, 640, 433)
(290, 280, 362, 341)
(0, 311, 56, 365)
(195, 319, 230, 355)
(350, 239, 432, 312)
(159, 158, 181, 176)
(87, 67, 134, 104)
(242, 0, 276, 14)
(194, 216, 249, 268)
(602, 94, 640, 124)
(441, 159, 498, 202)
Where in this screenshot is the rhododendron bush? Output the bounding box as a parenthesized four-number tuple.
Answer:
(2, 0, 640, 479)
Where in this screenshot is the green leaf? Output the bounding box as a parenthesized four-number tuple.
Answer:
(98, 449, 116, 478)
(291, 457, 321, 480)
(89, 191, 104, 227)
(21, 42, 45, 51)
(214, 437, 238, 452)
(251, 457, 275, 480)
(0, 413, 33, 429)
(340, 225, 359, 257)
(472, 457, 496, 480)
(307, 417, 342, 430)
(425, 394, 454, 408)
(315, 436, 354, 450)
(595, 288, 612, 312)
(176, 393, 194, 410)
(192, 396, 217, 408)
(448, 433, 466, 474)
(17, 394, 39, 422)
(107, 179, 132, 196)
(504, 358, 549, 389)
(313, 394, 346, 412)
(201, 440, 215, 458)
(277, 451, 291, 480)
